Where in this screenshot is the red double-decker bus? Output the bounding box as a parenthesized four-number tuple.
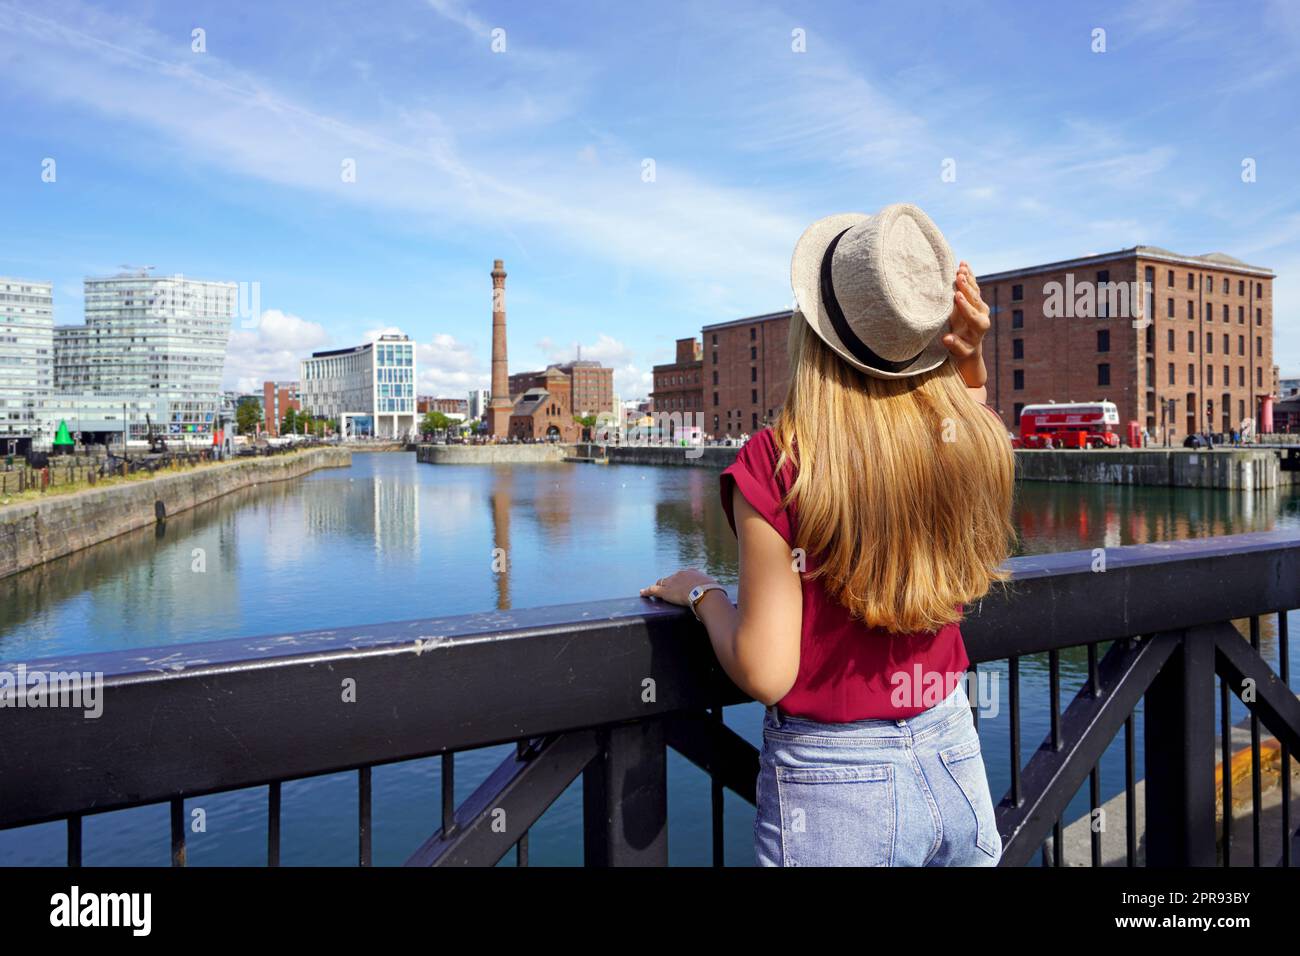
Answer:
(1017, 401, 1121, 449)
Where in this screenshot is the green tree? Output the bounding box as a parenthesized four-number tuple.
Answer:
(421, 411, 452, 435)
(236, 400, 263, 436)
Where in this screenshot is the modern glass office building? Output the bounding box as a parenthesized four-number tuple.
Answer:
(300, 334, 417, 439)
(0, 278, 53, 451)
(53, 270, 235, 440)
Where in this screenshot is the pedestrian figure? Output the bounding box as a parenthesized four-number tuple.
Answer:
(643, 204, 1010, 867)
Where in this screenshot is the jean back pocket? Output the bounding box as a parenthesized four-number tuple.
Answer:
(938, 737, 1000, 860)
(774, 763, 895, 867)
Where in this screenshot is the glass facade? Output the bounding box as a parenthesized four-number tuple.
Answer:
(374, 339, 414, 414)
(0, 278, 53, 445)
(300, 334, 416, 439)
(54, 271, 234, 437)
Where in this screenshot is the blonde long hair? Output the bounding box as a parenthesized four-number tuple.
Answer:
(772, 315, 1016, 634)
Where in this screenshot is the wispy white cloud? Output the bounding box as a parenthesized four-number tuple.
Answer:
(424, 0, 490, 37)
(3, 0, 1296, 380)
(225, 309, 331, 392)
(416, 332, 487, 396)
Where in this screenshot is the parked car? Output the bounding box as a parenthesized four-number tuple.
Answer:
(1183, 434, 1207, 449)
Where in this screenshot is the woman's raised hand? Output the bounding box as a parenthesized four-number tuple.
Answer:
(944, 261, 990, 360)
(945, 261, 991, 390)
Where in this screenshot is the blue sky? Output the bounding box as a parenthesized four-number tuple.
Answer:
(1, 0, 1297, 398)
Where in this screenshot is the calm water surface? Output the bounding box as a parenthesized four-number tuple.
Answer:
(2, 452, 1297, 865)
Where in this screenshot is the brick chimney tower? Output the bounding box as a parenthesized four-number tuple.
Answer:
(487, 259, 512, 437)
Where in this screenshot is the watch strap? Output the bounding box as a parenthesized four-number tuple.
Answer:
(689, 583, 725, 620)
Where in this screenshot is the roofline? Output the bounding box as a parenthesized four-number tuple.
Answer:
(977, 247, 1274, 283)
(308, 343, 373, 358)
(82, 273, 238, 285)
(702, 309, 794, 332)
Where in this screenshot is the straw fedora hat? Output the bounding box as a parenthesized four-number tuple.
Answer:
(791, 202, 956, 379)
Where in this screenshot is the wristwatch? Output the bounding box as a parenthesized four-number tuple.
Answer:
(688, 583, 727, 621)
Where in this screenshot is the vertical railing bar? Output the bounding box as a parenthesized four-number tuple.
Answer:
(268, 781, 281, 867)
(1144, 625, 1217, 866)
(1125, 711, 1136, 867)
(1009, 655, 1021, 807)
(710, 705, 724, 867)
(67, 814, 82, 868)
(516, 739, 532, 865)
(1220, 675, 1232, 868)
(583, 720, 669, 865)
(1048, 650, 1060, 751)
(359, 766, 372, 867)
(1280, 609, 1292, 867)
(170, 797, 185, 867)
(1053, 819, 1063, 867)
(441, 752, 456, 836)
(1250, 616, 1262, 866)
(1089, 764, 1102, 867)
(1087, 642, 1100, 699)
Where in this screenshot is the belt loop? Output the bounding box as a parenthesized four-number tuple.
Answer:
(767, 704, 783, 729)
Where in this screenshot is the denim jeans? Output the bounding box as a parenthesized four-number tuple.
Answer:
(754, 680, 1002, 866)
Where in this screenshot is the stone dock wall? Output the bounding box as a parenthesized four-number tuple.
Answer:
(0, 447, 351, 580)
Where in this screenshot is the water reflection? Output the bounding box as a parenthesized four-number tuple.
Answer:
(1011, 482, 1294, 555)
(490, 466, 512, 610)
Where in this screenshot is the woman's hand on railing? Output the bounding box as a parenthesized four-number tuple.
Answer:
(640, 568, 717, 608)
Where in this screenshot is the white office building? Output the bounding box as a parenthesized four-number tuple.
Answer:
(0, 278, 53, 451)
(52, 270, 235, 442)
(468, 387, 489, 421)
(300, 333, 416, 440)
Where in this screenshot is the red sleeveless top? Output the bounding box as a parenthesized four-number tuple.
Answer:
(720, 428, 970, 722)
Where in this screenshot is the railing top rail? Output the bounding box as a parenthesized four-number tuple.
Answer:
(1, 528, 1297, 830)
(1003, 527, 1300, 579)
(0, 595, 691, 678)
(3, 528, 1299, 677)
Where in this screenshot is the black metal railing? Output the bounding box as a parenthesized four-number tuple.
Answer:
(1, 529, 1297, 866)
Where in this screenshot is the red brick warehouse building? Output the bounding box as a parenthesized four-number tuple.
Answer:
(508, 360, 614, 418)
(262, 380, 300, 436)
(417, 396, 469, 416)
(977, 246, 1277, 442)
(508, 366, 582, 441)
(701, 311, 792, 439)
(650, 312, 792, 440)
(650, 337, 704, 430)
